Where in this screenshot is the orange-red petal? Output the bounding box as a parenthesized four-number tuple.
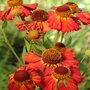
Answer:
(77, 12, 90, 24)
(62, 48, 75, 59)
(61, 18, 79, 32)
(71, 67, 84, 83)
(23, 3, 38, 10)
(24, 52, 41, 63)
(58, 79, 78, 90)
(8, 81, 20, 90)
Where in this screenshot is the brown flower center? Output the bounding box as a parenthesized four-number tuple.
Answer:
(54, 42, 65, 52)
(8, 0, 23, 7)
(52, 66, 71, 80)
(56, 5, 72, 17)
(42, 48, 61, 66)
(65, 2, 79, 13)
(14, 70, 30, 82)
(31, 9, 48, 22)
(26, 30, 40, 40)
(55, 42, 65, 48)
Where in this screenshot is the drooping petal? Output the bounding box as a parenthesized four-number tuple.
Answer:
(16, 21, 26, 30)
(0, 8, 12, 20)
(7, 14, 14, 20)
(71, 67, 84, 83)
(8, 80, 20, 90)
(42, 21, 50, 32)
(58, 79, 78, 90)
(43, 76, 57, 90)
(77, 12, 90, 24)
(19, 85, 28, 90)
(61, 18, 79, 32)
(51, 6, 58, 10)
(24, 52, 41, 63)
(62, 59, 79, 68)
(48, 12, 61, 30)
(31, 71, 42, 87)
(25, 81, 35, 90)
(23, 3, 38, 10)
(66, 79, 78, 90)
(58, 82, 68, 90)
(62, 48, 75, 59)
(18, 6, 32, 17)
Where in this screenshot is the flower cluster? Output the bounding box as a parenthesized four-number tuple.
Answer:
(15, 2, 90, 33)
(1, 0, 90, 90)
(24, 43, 83, 90)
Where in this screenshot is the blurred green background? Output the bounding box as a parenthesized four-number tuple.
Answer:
(0, 0, 90, 90)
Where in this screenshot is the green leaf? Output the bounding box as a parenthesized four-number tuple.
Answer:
(21, 46, 26, 63)
(43, 36, 53, 49)
(84, 80, 90, 89)
(65, 36, 72, 47)
(64, 80, 67, 87)
(24, 39, 30, 51)
(33, 45, 43, 54)
(35, 87, 41, 90)
(2, 20, 7, 29)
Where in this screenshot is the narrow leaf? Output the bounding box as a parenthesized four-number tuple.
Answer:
(2, 20, 7, 29)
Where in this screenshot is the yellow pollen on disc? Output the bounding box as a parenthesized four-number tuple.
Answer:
(8, 0, 23, 7)
(52, 66, 71, 80)
(11, 8, 22, 16)
(27, 30, 40, 40)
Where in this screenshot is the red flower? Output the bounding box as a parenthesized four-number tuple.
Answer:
(48, 2, 90, 32)
(8, 65, 41, 90)
(0, 0, 38, 20)
(24, 47, 78, 68)
(24, 43, 83, 90)
(42, 65, 83, 90)
(48, 4, 80, 32)
(16, 9, 50, 32)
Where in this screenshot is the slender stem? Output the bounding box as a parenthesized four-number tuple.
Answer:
(57, 80, 60, 90)
(53, 31, 60, 45)
(80, 55, 86, 64)
(1, 29, 23, 65)
(61, 32, 65, 43)
(30, 41, 33, 51)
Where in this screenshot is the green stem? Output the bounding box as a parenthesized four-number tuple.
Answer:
(61, 32, 65, 43)
(53, 31, 60, 45)
(80, 55, 86, 64)
(1, 29, 23, 65)
(30, 41, 33, 51)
